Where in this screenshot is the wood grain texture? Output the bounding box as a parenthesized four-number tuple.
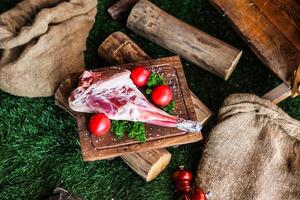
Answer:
(107, 0, 139, 20)
(211, 0, 300, 83)
(252, 0, 300, 52)
(292, 64, 300, 96)
(127, 0, 242, 80)
(262, 83, 292, 104)
(276, 0, 300, 28)
(121, 149, 171, 182)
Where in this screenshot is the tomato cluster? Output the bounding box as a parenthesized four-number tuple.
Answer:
(131, 66, 173, 106)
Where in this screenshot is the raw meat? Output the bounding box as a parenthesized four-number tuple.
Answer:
(69, 68, 202, 132)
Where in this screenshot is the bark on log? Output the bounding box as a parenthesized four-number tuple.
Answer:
(210, 0, 300, 83)
(98, 31, 212, 181)
(126, 0, 243, 80)
(107, 0, 139, 20)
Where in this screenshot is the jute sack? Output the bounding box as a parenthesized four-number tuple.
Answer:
(0, 0, 97, 97)
(196, 94, 300, 200)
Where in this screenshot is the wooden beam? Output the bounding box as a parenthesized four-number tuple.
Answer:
(127, 0, 243, 80)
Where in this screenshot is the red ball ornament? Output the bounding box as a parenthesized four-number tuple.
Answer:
(172, 166, 193, 193)
(191, 188, 208, 200)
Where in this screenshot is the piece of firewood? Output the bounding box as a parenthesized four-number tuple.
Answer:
(98, 31, 212, 181)
(122, 149, 171, 182)
(126, 0, 242, 80)
(262, 83, 292, 104)
(262, 65, 300, 104)
(107, 0, 139, 20)
(210, 0, 300, 83)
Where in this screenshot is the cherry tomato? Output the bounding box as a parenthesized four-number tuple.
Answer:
(130, 66, 151, 87)
(151, 85, 173, 106)
(88, 113, 111, 137)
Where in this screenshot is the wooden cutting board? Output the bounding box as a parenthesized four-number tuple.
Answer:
(60, 56, 202, 160)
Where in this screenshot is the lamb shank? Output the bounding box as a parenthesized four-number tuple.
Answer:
(68, 69, 202, 133)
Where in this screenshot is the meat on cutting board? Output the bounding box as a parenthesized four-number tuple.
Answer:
(68, 68, 202, 133)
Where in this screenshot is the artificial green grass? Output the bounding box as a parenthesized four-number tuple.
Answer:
(0, 0, 299, 199)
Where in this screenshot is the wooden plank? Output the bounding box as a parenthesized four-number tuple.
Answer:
(276, 0, 300, 28)
(262, 83, 292, 104)
(211, 0, 300, 83)
(127, 0, 243, 80)
(252, 0, 300, 52)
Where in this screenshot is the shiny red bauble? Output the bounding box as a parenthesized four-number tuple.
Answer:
(191, 188, 207, 200)
(172, 166, 193, 193)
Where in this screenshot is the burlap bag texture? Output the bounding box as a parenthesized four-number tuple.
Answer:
(0, 0, 97, 97)
(196, 94, 300, 200)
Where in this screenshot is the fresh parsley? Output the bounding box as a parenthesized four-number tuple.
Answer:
(162, 100, 175, 114)
(111, 120, 146, 143)
(147, 73, 165, 88)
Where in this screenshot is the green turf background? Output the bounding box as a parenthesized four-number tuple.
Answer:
(1, 0, 299, 199)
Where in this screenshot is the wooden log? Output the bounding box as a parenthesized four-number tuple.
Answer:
(98, 31, 212, 181)
(126, 0, 243, 80)
(107, 0, 139, 20)
(210, 0, 300, 83)
(122, 149, 171, 182)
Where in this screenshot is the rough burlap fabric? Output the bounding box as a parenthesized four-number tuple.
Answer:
(0, 0, 97, 97)
(196, 94, 300, 200)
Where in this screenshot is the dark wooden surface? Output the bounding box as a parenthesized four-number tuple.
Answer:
(211, 0, 300, 83)
(62, 56, 202, 161)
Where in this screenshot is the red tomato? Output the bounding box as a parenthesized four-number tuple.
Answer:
(130, 66, 151, 87)
(88, 113, 111, 137)
(151, 85, 173, 106)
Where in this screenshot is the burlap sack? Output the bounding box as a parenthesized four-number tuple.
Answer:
(196, 94, 300, 200)
(0, 0, 97, 97)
